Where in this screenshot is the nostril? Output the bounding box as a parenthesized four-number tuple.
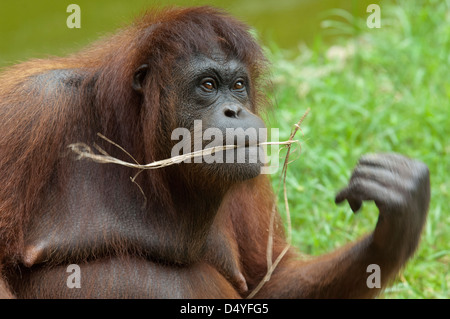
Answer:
(224, 109, 237, 118)
(224, 105, 242, 118)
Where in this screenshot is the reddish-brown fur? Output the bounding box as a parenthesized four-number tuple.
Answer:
(0, 7, 424, 298)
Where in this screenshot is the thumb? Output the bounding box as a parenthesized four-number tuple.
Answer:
(335, 188, 363, 213)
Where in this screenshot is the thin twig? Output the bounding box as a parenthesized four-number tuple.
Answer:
(68, 111, 310, 298)
(69, 141, 298, 170)
(69, 139, 298, 210)
(97, 133, 140, 165)
(247, 108, 310, 299)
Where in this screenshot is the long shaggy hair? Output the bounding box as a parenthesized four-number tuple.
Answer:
(0, 7, 268, 262)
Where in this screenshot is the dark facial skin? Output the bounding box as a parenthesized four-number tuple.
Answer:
(172, 52, 267, 183)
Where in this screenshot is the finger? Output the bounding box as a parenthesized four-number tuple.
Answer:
(335, 188, 363, 213)
(358, 153, 413, 175)
(336, 178, 401, 210)
(348, 198, 363, 213)
(335, 187, 349, 204)
(350, 165, 402, 190)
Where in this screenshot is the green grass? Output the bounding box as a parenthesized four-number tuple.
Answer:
(0, 0, 447, 299)
(264, 0, 449, 298)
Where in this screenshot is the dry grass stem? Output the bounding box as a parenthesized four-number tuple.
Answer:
(247, 107, 310, 298)
(69, 138, 295, 170)
(68, 109, 310, 298)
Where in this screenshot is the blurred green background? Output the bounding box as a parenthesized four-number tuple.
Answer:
(0, 0, 448, 298)
(0, 0, 377, 65)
